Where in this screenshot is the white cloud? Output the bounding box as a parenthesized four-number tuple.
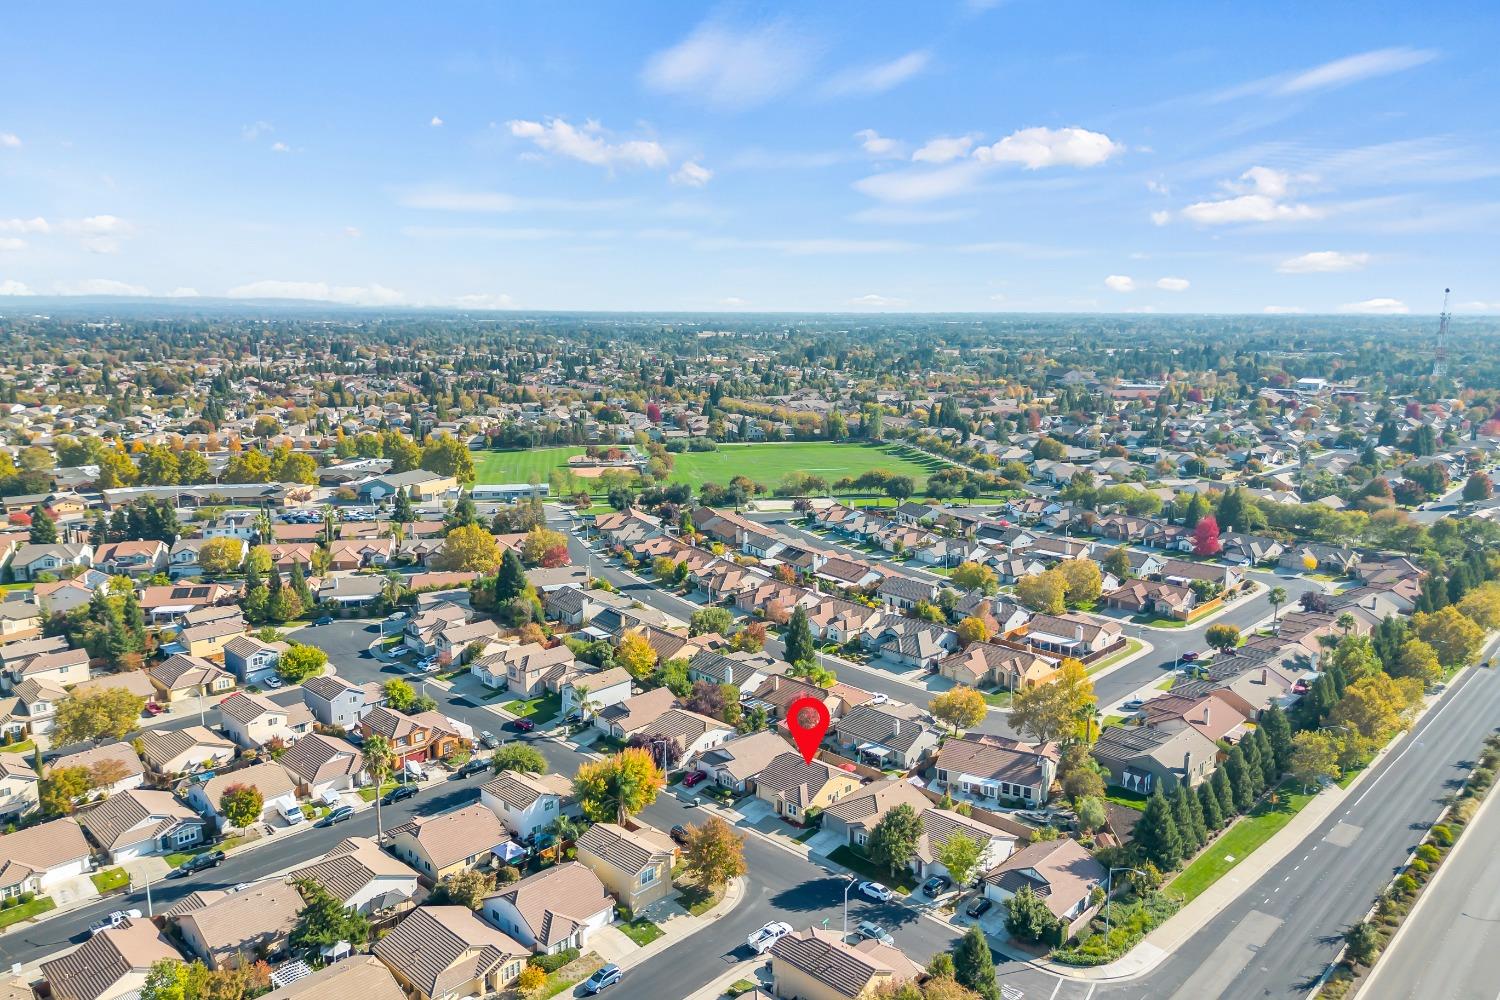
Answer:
(241, 121, 273, 141)
(165, 287, 200, 298)
(227, 280, 406, 306)
(642, 19, 814, 109)
(1340, 297, 1408, 314)
(1263, 305, 1306, 314)
(270, 141, 291, 153)
(1105, 274, 1135, 292)
(0, 280, 32, 295)
(1146, 178, 1170, 195)
(972, 127, 1122, 169)
(0, 133, 20, 148)
(453, 292, 514, 310)
(1239, 166, 1290, 197)
(507, 118, 668, 170)
(854, 129, 904, 158)
(0, 217, 50, 234)
(848, 293, 908, 308)
(430, 116, 444, 127)
(670, 161, 713, 188)
(54, 278, 150, 297)
(1150, 210, 1172, 226)
(1156, 277, 1190, 291)
(912, 134, 978, 164)
(1177, 167, 1322, 225)
(0, 238, 25, 252)
(1277, 251, 1370, 273)
(853, 160, 986, 203)
(822, 50, 930, 97)
(67, 215, 126, 235)
(1277, 47, 1437, 95)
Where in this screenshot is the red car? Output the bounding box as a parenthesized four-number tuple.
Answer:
(681, 770, 707, 788)
(509, 718, 535, 733)
(144, 702, 165, 717)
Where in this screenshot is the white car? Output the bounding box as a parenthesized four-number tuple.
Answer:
(89, 909, 143, 935)
(857, 881, 894, 902)
(867, 693, 890, 706)
(747, 920, 793, 954)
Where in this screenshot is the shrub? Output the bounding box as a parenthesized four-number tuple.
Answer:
(1429, 824, 1454, 846)
(1406, 858, 1429, 876)
(497, 865, 521, 884)
(1392, 874, 1419, 897)
(1414, 844, 1441, 864)
(531, 948, 580, 974)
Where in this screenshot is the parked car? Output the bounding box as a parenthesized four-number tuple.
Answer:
(681, 770, 707, 788)
(1180, 651, 1200, 662)
(317, 805, 355, 827)
(747, 921, 793, 954)
(383, 784, 419, 805)
(582, 964, 622, 994)
(265, 674, 284, 688)
(922, 875, 951, 897)
(456, 757, 490, 778)
(1120, 699, 1145, 711)
(170, 850, 226, 878)
(854, 920, 894, 946)
(868, 692, 890, 705)
(314, 615, 334, 626)
(88, 909, 143, 935)
(509, 718, 535, 733)
(669, 825, 690, 845)
(143, 702, 165, 717)
(857, 881, 893, 902)
(478, 731, 500, 749)
(965, 896, 993, 919)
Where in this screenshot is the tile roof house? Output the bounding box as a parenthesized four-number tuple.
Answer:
(818, 776, 935, 851)
(480, 861, 615, 955)
(982, 838, 1108, 937)
(286, 836, 421, 915)
(174, 881, 303, 969)
(592, 686, 677, 740)
(301, 672, 383, 729)
(829, 704, 939, 770)
(559, 665, 633, 722)
(185, 761, 299, 830)
(753, 752, 862, 823)
(357, 705, 468, 767)
(479, 771, 576, 842)
(1140, 691, 1250, 745)
(216, 691, 314, 749)
(932, 734, 1060, 806)
(0, 643, 88, 694)
(769, 927, 922, 1000)
(0, 817, 91, 896)
(938, 642, 1058, 691)
(279, 733, 366, 799)
(575, 821, 676, 916)
(78, 788, 208, 862)
(148, 653, 236, 703)
(50, 742, 146, 798)
(258, 955, 406, 1000)
(470, 641, 575, 696)
(373, 905, 527, 1000)
(387, 803, 512, 885)
(0, 754, 39, 822)
(40, 919, 181, 1000)
(1091, 723, 1219, 794)
(1021, 612, 1123, 658)
(222, 634, 289, 685)
(136, 725, 237, 776)
(694, 729, 796, 793)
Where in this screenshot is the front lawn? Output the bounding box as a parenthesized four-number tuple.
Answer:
(1087, 637, 1145, 674)
(0, 740, 36, 758)
(828, 845, 917, 894)
(91, 868, 130, 893)
(982, 690, 1013, 708)
(508, 692, 562, 720)
(675, 881, 726, 916)
(359, 779, 400, 802)
(615, 915, 665, 947)
(1103, 785, 1149, 811)
(0, 895, 55, 930)
(1168, 781, 1314, 903)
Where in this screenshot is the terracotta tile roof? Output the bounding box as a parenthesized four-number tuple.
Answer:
(387, 803, 509, 871)
(259, 955, 406, 1000)
(78, 788, 202, 852)
(482, 861, 612, 949)
(41, 919, 180, 1000)
(0, 817, 89, 891)
(769, 927, 919, 999)
(372, 905, 525, 999)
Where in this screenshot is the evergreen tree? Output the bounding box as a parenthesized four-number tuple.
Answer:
(784, 605, 815, 667)
(1241, 736, 1266, 796)
(289, 561, 314, 609)
(392, 488, 415, 525)
(268, 566, 283, 599)
(1135, 788, 1184, 870)
(1253, 726, 1278, 786)
(1171, 784, 1202, 856)
(1224, 745, 1256, 812)
(1260, 703, 1293, 773)
(1210, 766, 1237, 819)
(1198, 778, 1224, 831)
(1328, 661, 1347, 700)
(952, 925, 1000, 1000)
(494, 549, 528, 604)
(28, 505, 57, 544)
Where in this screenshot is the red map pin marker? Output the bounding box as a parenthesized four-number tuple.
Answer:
(786, 695, 831, 764)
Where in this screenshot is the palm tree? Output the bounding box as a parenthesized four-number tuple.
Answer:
(547, 814, 586, 850)
(574, 684, 601, 722)
(1337, 612, 1356, 636)
(363, 734, 392, 842)
(1269, 586, 1287, 624)
(253, 509, 274, 546)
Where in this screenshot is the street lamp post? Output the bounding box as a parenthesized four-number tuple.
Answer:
(1103, 867, 1148, 939)
(843, 875, 858, 941)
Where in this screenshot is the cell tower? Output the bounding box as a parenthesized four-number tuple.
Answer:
(1432, 287, 1450, 378)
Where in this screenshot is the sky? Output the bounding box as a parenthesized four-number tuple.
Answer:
(2, 1, 1498, 314)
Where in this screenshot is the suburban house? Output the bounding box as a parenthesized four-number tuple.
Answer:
(372, 905, 527, 1000)
(386, 803, 513, 885)
(137, 582, 238, 625)
(983, 838, 1108, 939)
(480, 862, 615, 956)
(136, 726, 237, 777)
(634, 707, 733, 763)
(8, 542, 93, 582)
(769, 928, 922, 1000)
(279, 733, 366, 800)
(686, 648, 784, 698)
(222, 635, 289, 686)
(912, 809, 1018, 884)
(301, 673, 383, 729)
(173, 881, 303, 970)
(938, 643, 1057, 691)
(0, 817, 91, 897)
(185, 761, 300, 831)
(433, 618, 504, 667)
(1091, 723, 1219, 793)
(819, 777, 933, 851)
(479, 770, 575, 842)
(0, 644, 88, 694)
(78, 788, 208, 862)
(93, 540, 169, 578)
(9, 678, 64, 735)
(50, 742, 146, 799)
(39, 918, 180, 1000)
(876, 575, 939, 611)
(828, 704, 939, 771)
(1021, 612, 1123, 658)
(1103, 578, 1197, 620)
(216, 691, 314, 749)
(1140, 691, 1250, 745)
(172, 615, 248, 660)
(694, 729, 795, 794)
(147, 653, 235, 703)
(575, 822, 676, 916)
(753, 753, 862, 822)
(470, 641, 575, 695)
(254, 956, 406, 1000)
(0, 755, 39, 821)
(592, 687, 677, 741)
(358, 705, 469, 766)
(932, 734, 1059, 806)
(559, 666, 633, 721)
(286, 836, 421, 916)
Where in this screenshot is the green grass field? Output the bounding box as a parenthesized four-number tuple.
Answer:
(472, 442, 948, 493)
(1168, 780, 1314, 902)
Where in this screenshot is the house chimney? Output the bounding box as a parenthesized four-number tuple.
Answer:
(1075, 624, 1084, 641)
(1260, 668, 1268, 684)
(1184, 751, 1192, 775)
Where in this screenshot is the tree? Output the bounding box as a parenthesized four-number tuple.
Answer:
(1330, 673, 1422, 740)
(1197, 780, 1224, 831)
(220, 784, 264, 828)
(392, 488, 416, 525)
(491, 743, 548, 774)
(1075, 795, 1108, 834)
(1463, 471, 1493, 502)
(689, 606, 734, 637)
(196, 537, 245, 577)
(1204, 623, 1242, 653)
(933, 828, 983, 887)
(1174, 782, 1206, 853)
(1343, 920, 1381, 967)
(436, 524, 502, 573)
(1102, 546, 1133, 581)
(1191, 515, 1221, 556)
(52, 688, 147, 745)
(951, 562, 998, 595)
(1392, 638, 1442, 686)
(1015, 570, 1067, 614)
(868, 803, 925, 876)
(494, 549, 529, 603)
(616, 631, 659, 681)
(1414, 606, 1485, 669)
(956, 617, 990, 645)
(1008, 658, 1094, 744)
(1458, 583, 1500, 631)
(1259, 703, 1293, 774)
(1058, 558, 1103, 607)
(574, 748, 664, 824)
(1329, 633, 1380, 682)
(929, 686, 987, 735)
(1134, 788, 1184, 870)
(516, 966, 548, 994)
(681, 816, 747, 890)
(430, 869, 496, 909)
(1289, 730, 1341, 787)
(28, 504, 57, 543)
(139, 959, 212, 1000)
(1059, 744, 1106, 803)
(278, 643, 328, 683)
(382, 678, 417, 712)
(952, 924, 1000, 1000)
(363, 733, 392, 841)
(520, 526, 569, 567)
(289, 880, 370, 957)
(1004, 885, 1057, 943)
(40, 766, 93, 816)
(885, 476, 915, 502)
(1268, 586, 1287, 623)
(1224, 744, 1256, 812)
(783, 605, 815, 666)
(420, 436, 477, 483)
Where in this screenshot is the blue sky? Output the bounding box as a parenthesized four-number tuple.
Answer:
(2, 1, 1497, 314)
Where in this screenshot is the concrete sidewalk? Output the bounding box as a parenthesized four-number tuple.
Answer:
(611, 875, 747, 973)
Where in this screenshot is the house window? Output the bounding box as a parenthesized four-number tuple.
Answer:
(1021, 787, 1032, 799)
(641, 866, 657, 886)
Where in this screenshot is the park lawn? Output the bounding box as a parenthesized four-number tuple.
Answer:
(1168, 781, 1314, 903)
(0, 895, 55, 930)
(471, 446, 586, 485)
(91, 868, 130, 893)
